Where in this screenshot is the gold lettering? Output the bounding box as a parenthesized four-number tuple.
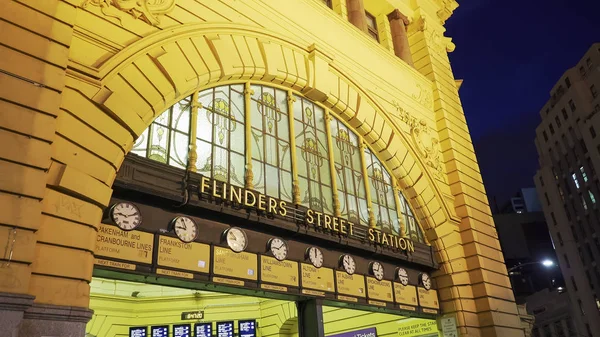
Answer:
(230, 185, 242, 204)
(332, 217, 339, 232)
(349, 223, 354, 236)
(306, 209, 314, 224)
(222, 181, 227, 200)
(268, 197, 277, 214)
(393, 234, 399, 248)
(212, 179, 221, 198)
(244, 190, 256, 207)
(279, 201, 287, 216)
(324, 214, 332, 230)
(368, 228, 375, 242)
(381, 232, 389, 246)
(316, 212, 323, 227)
(407, 240, 415, 253)
(258, 194, 266, 211)
(340, 218, 347, 234)
(399, 237, 407, 250)
(375, 229, 382, 243)
(201, 176, 210, 194)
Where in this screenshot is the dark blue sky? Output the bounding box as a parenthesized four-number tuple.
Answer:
(445, 0, 600, 208)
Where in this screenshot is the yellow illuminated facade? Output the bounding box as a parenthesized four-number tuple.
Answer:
(0, 0, 525, 336)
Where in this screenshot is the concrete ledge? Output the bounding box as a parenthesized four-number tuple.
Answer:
(0, 292, 34, 312)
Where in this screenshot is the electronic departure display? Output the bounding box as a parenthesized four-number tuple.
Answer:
(151, 325, 169, 337)
(173, 324, 191, 337)
(238, 320, 257, 337)
(130, 327, 147, 337)
(216, 321, 234, 337)
(195, 323, 212, 337)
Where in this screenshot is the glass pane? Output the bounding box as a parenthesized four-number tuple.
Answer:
(169, 131, 189, 169)
(252, 159, 265, 194)
(296, 144, 308, 178)
(231, 122, 245, 154)
(251, 129, 263, 161)
(230, 152, 245, 187)
(252, 101, 263, 130)
(314, 105, 325, 131)
(266, 165, 279, 197)
(279, 140, 291, 171)
(298, 176, 310, 207)
(265, 135, 278, 166)
(358, 198, 369, 224)
(278, 114, 289, 141)
(131, 128, 149, 157)
(280, 170, 292, 202)
(198, 88, 213, 111)
(154, 109, 170, 126)
(230, 89, 244, 122)
(293, 96, 302, 121)
(172, 97, 191, 133)
(212, 118, 230, 147)
(212, 146, 229, 182)
(322, 186, 333, 214)
(196, 139, 212, 175)
(148, 123, 169, 163)
(276, 89, 287, 113)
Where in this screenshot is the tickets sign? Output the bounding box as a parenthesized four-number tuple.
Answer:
(95, 224, 153, 264)
(213, 247, 257, 280)
(301, 264, 334, 292)
(157, 236, 210, 273)
(335, 271, 366, 298)
(260, 256, 299, 287)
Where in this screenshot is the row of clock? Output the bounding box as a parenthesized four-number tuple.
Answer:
(108, 202, 432, 290)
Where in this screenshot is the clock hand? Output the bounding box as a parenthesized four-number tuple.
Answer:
(175, 225, 186, 230)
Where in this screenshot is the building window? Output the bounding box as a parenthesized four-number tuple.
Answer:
(580, 66, 587, 77)
(365, 148, 398, 233)
(318, 0, 332, 8)
(572, 276, 579, 291)
(365, 12, 379, 41)
(586, 270, 594, 289)
(549, 123, 555, 135)
(582, 195, 588, 210)
(539, 176, 545, 186)
(580, 166, 589, 182)
(562, 108, 568, 120)
(551, 212, 556, 225)
(572, 173, 581, 189)
(397, 190, 424, 242)
(542, 131, 548, 141)
(592, 85, 598, 98)
(586, 243, 594, 263)
(564, 254, 571, 268)
(572, 225, 579, 241)
(569, 99, 576, 112)
(579, 299, 585, 315)
(579, 247, 586, 263)
(544, 192, 550, 205)
(591, 126, 597, 139)
(564, 178, 572, 194)
(555, 116, 562, 127)
(589, 191, 596, 204)
(565, 77, 571, 88)
(557, 232, 564, 245)
(581, 139, 588, 153)
(587, 57, 593, 68)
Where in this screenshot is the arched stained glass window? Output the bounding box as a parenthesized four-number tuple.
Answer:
(250, 85, 293, 202)
(196, 85, 245, 187)
(131, 82, 428, 244)
(293, 97, 333, 213)
(398, 192, 425, 243)
(365, 148, 399, 233)
(330, 118, 369, 225)
(132, 96, 191, 169)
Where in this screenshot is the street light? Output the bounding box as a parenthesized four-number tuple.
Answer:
(507, 259, 555, 273)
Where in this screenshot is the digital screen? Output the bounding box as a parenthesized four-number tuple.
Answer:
(195, 323, 212, 337)
(130, 327, 147, 337)
(216, 321, 234, 337)
(173, 324, 191, 337)
(151, 326, 168, 337)
(238, 320, 256, 337)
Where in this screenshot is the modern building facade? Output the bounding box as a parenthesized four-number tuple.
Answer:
(527, 288, 581, 337)
(0, 0, 525, 336)
(535, 43, 600, 336)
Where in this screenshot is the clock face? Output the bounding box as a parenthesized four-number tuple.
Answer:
(172, 216, 198, 243)
(396, 268, 409, 286)
(224, 227, 247, 253)
(420, 273, 432, 290)
(340, 254, 356, 275)
(110, 202, 142, 231)
(370, 261, 385, 281)
(306, 247, 324, 268)
(268, 238, 288, 261)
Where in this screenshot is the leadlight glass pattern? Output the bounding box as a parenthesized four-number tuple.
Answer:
(294, 96, 333, 213)
(330, 118, 368, 225)
(250, 85, 292, 202)
(398, 191, 425, 243)
(365, 148, 398, 233)
(131, 96, 191, 169)
(196, 85, 245, 187)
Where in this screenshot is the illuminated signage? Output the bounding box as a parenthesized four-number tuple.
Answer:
(173, 324, 191, 337)
(151, 326, 168, 337)
(213, 247, 258, 280)
(238, 320, 257, 337)
(195, 323, 212, 337)
(335, 271, 366, 298)
(216, 321, 234, 337)
(198, 175, 414, 253)
(366, 277, 393, 302)
(260, 256, 299, 287)
(95, 224, 154, 264)
(301, 264, 334, 293)
(329, 327, 377, 337)
(129, 327, 147, 337)
(394, 283, 418, 309)
(418, 288, 440, 309)
(181, 311, 204, 320)
(157, 236, 210, 273)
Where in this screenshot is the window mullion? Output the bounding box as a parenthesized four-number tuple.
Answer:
(244, 83, 254, 189)
(391, 176, 406, 237)
(287, 92, 301, 205)
(359, 141, 376, 228)
(324, 110, 340, 216)
(188, 92, 200, 172)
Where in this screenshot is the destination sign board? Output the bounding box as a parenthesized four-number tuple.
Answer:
(173, 324, 191, 337)
(301, 264, 334, 293)
(366, 277, 393, 302)
(260, 255, 299, 287)
(394, 283, 418, 309)
(129, 327, 147, 337)
(239, 320, 257, 337)
(151, 326, 168, 337)
(335, 271, 366, 298)
(157, 236, 210, 273)
(95, 224, 153, 264)
(195, 323, 212, 337)
(213, 247, 257, 280)
(418, 288, 440, 309)
(217, 321, 234, 337)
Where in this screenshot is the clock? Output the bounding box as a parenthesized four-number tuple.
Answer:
(171, 216, 198, 243)
(224, 227, 247, 253)
(370, 261, 385, 281)
(420, 273, 432, 290)
(109, 202, 142, 231)
(396, 267, 409, 286)
(268, 237, 288, 261)
(339, 254, 356, 275)
(306, 247, 324, 268)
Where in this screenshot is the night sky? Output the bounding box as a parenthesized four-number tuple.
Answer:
(444, 0, 600, 209)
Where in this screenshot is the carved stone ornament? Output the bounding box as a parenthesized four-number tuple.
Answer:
(411, 83, 434, 109)
(81, 0, 176, 26)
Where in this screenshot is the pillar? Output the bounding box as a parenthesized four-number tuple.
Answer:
(346, 0, 368, 33)
(387, 9, 414, 66)
(297, 299, 325, 337)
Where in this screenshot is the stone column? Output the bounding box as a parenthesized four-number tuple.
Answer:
(19, 304, 93, 337)
(387, 9, 414, 66)
(346, 0, 368, 33)
(0, 293, 34, 337)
